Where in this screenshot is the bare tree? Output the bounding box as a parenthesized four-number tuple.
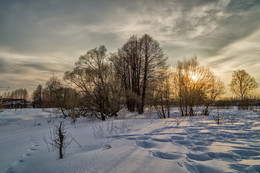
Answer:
(55, 87, 87, 122)
(152, 69, 172, 118)
(229, 69, 257, 100)
(46, 76, 63, 107)
(174, 57, 224, 116)
(44, 121, 73, 159)
(115, 36, 142, 112)
(0, 90, 4, 111)
(64, 45, 122, 121)
(213, 109, 225, 125)
(115, 34, 167, 114)
(202, 78, 224, 115)
(33, 85, 43, 108)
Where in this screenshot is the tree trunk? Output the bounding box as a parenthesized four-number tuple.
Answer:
(58, 122, 64, 159)
(139, 37, 149, 114)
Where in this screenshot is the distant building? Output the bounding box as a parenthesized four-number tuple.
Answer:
(0, 98, 28, 108)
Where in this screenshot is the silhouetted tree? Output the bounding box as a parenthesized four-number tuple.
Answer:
(33, 85, 43, 108)
(55, 87, 86, 122)
(229, 69, 257, 100)
(44, 121, 73, 159)
(152, 69, 173, 118)
(115, 34, 167, 114)
(64, 45, 122, 121)
(46, 76, 63, 106)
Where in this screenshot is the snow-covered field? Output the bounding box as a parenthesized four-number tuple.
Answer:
(0, 107, 259, 173)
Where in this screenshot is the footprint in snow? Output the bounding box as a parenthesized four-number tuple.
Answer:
(32, 144, 40, 147)
(27, 148, 36, 152)
(5, 136, 39, 173)
(5, 159, 25, 173)
(23, 153, 32, 157)
(5, 167, 14, 173)
(14, 159, 24, 164)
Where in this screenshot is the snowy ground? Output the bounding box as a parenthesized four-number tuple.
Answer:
(0, 107, 259, 173)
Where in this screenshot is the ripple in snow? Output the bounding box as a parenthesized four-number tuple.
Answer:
(136, 136, 150, 140)
(193, 140, 212, 146)
(186, 153, 212, 161)
(136, 141, 156, 148)
(173, 140, 193, 147)
(170, 136, 185, 140)
(184, 162, 223, 173)
(231, 150, 260, 157)
(191, 146, 208, 152)
(151, 150, 181, 160)
(23, 153, 31, 157)
(151, 138, 171, 142)
(207, 152, 240, 161)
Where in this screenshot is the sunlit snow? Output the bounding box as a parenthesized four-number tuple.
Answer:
(0, 107, 259, 173)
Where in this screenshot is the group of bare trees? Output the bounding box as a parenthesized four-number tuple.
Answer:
(62, 34, 168, 120)
(33, 76, 82, 120)
(0, 92, 3, 111)
(2, 88, 28, 100)
(172, 57, 225, 116)
(31, 33, 258, 120)
(112, 34, 168, 114)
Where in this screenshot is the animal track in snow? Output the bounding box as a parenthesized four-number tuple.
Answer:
(5, 136, 39, 173)
(5, 167, 14, 173)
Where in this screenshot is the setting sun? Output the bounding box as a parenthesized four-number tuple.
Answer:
(191, 74, 198, 82)
(189, 71, 199, 82)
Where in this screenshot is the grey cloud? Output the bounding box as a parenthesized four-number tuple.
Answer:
(0, 57, 9, 72)
(226, 0, 260, 12)
(0, 56, 70, 75)
(22, 62, 71, 73)
(0, 57, 69, 92)
(207, 56, 236, 68)
(0, 73, 49, 92)
(0, 57, 26, 74)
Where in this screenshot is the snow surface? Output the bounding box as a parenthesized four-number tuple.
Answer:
(0, 107, 259, 173)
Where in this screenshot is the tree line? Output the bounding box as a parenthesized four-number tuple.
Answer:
(1, 88, 28, 100)
(32, 34, 258, 120)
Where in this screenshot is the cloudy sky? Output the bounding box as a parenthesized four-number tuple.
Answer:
(0, 0, 259, 96)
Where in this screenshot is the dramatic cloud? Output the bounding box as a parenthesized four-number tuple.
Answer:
(204, 29, 260, 84)
(0, 0, 259, 94)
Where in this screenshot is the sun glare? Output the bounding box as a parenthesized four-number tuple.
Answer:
(191, 74, 198, 82)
